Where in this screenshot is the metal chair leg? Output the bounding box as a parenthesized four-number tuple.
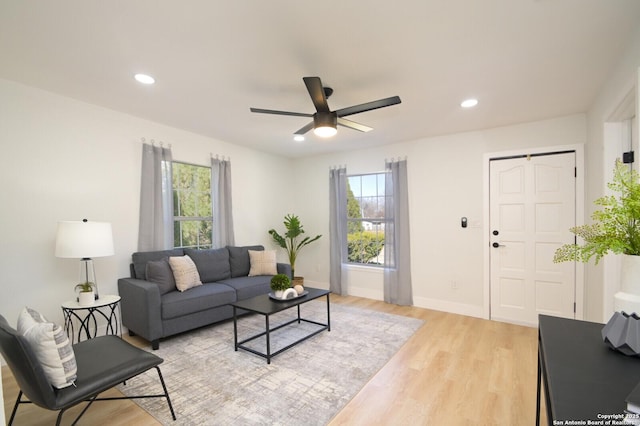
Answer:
(8, 390, 23, 426)
(155, 366, 176, 421)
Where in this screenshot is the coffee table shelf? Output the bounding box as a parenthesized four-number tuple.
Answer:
(230, 287, 330, 364)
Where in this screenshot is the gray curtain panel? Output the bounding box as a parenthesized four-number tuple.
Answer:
(329, 167, 347, 295)
(211, 157, 235, 248)
(384, 159, 413, 306)
(138, 143, 174, 251)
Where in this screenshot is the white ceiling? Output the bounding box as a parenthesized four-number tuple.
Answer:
(1, 1, 640, 158)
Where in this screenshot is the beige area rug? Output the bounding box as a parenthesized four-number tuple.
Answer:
(118, 299, 424, 425)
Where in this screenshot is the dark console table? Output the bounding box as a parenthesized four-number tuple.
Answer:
(537, 314, 640, 425)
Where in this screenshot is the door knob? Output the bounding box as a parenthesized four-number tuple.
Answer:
(492, 242, 505, 248)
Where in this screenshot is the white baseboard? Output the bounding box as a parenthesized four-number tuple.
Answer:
(412, 296, 485, 319)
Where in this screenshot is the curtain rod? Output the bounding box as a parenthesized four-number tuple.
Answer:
(141, 137, 172, 148)
(211, 153, 231, 161)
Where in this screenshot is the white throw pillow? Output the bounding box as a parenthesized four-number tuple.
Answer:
(169, 255, 203, 292)
(248, 250, 278, 276)
(17, 307, 77, 389)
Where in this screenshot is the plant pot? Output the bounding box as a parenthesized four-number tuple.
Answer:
(614, 254, 640, 315)
(274, 290, 284, 299)
(293, 277, 304, 286)
(78, 290, 95, 307)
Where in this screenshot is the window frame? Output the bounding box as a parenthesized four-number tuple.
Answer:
(172, 161, 214, 250)
(345, 171, 390, 267)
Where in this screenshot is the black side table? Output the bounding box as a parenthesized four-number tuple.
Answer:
(61, 294, 121, 343)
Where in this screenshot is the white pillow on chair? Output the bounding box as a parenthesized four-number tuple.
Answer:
(17, 307, 77, 389)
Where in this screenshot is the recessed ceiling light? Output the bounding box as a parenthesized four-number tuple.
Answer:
(134, 73, 155, 85)
(461, 98, 478, 108)
(294, 135, 305, 142)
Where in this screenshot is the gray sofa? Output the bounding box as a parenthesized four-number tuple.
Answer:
(117, 245, 290, 349)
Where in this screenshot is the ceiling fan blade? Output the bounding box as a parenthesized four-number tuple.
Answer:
(294, 121, 315, 135)
(250, 107, 313, 118)
(303, 77, 330, 113)
(337, 117, 373, 132)
(335, 96, 401, 118)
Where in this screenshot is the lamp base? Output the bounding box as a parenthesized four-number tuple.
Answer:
(79, 258, 100, 300)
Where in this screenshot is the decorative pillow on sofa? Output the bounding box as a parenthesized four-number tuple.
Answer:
(168, 255, 203, 292)
(145, 258, 177, 295)
(17, 307, 77, 389)
(228, 245, 264, 277)
(248, 250, 278, 276)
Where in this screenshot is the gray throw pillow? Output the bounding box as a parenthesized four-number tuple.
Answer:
(184, 248, 231, 282)
(145, 258, 177, 295)
(227, 245, 264, 277)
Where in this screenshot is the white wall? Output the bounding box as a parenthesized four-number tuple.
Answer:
(586, 26, 640, 321)
(291, 114, 586, 318)
(0, 78, 293, 327)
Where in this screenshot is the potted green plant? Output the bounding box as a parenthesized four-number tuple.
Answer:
(268, 214, 322, 284)
(270, 273, 292, 298)
(554, 160, 640, 315)
(75, 282, 96, 306)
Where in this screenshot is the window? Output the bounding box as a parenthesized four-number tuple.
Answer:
(172, 162, 212, 249)
(346, 173, 388, 265)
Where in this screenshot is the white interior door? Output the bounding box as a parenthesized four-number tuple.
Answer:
(489, 152, 576, 326)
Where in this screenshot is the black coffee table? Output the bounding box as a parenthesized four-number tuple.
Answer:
(230, 287, 330, 364)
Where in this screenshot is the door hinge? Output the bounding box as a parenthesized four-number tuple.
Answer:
(574, 302, 576, 313)
(575, 167, 577, 178)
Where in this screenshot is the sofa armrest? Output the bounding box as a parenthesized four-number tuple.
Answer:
(117, 278, 163, 344)
(277, 263, 292, 279)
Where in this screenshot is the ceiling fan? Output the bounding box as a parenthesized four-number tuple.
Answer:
(250, 76, 401, 138)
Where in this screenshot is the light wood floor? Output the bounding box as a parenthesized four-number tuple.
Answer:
(2, 294, 545, 425)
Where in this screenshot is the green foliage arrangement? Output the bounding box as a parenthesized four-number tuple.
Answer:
(270, 274, 292, 292)
(268, 214, 322, 277)
(75, 282, 94, 293)
(554, 160, 640, 264)
(347, 231, 385, 264)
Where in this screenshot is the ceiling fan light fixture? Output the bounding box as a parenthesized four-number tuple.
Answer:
(314, 126, 337, 138)
(313, 113, 338, 138)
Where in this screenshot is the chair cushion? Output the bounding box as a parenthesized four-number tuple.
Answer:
(184, 248, 231, 282)
(146, 258, 177, 295)
(17, 307, 77, 389)
(53, 335, 163, 409)
(168, 255, 203, 292)
(248, 250, 278, 276)
(227, 245, 264, 277)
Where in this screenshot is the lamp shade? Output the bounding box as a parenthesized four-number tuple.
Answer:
(55, 220, 114, 258)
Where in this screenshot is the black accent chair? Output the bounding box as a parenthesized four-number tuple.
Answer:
(0, 314, 176, 425)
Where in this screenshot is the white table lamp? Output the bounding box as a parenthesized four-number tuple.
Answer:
(55, 219, 114, 300)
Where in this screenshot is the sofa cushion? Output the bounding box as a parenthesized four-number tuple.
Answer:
(248, 250, 278, 276)
(227, 245, 264, 277)
(145, 258, 177, 295)
(184, 248, 231, 282)
(169, 255, 203, 292)
(217, 276, 272, 300)
(161, 283, 237, 320)
(17, 307, 77, 389)
(132, 248, 184, 280)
